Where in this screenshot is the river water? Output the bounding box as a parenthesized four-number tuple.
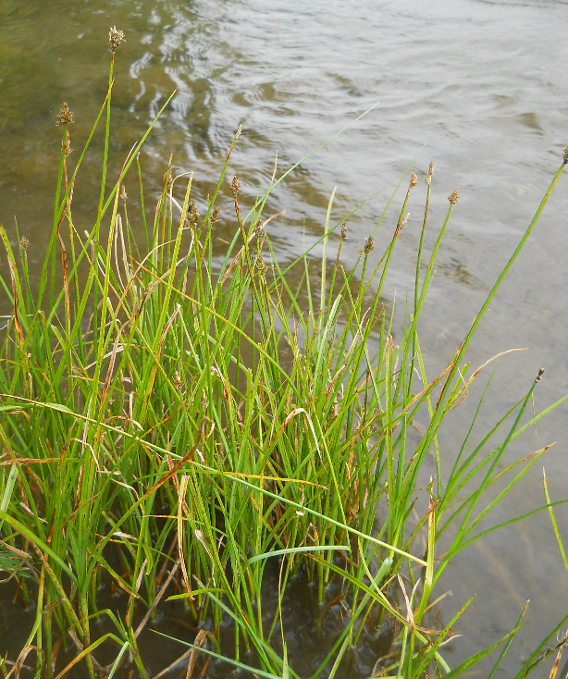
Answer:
(1, 0, 568, 675)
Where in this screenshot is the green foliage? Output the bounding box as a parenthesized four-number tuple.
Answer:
(0, 41, 567, 679)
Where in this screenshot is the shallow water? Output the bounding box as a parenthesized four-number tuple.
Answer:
(1, 0, 568, 675)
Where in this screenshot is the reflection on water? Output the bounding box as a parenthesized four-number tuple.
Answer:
(1, 0, 568, 674)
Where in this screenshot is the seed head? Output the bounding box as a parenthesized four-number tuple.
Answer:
(173, 370, 184, 390)
(563, 147, 568, 165)
(394, 213, 410, 238)
(230, 175, 241, 198)
(64, 135, 73, 157)
(163, 156, 173, 190)
(20, 236, 30, 252)
(211, 205, 221, 223)
(448, 190, 460, 205)
(109, 26, 125, 52)
(340, 221, 348, 240)
(425, 162, 434, 185)
(535, 367, 545, 383)
(184, 200, 201, 228)
(56, 101, 74, 127)
(409, 173, 418, 189)
(256, 255, 268, 277)
(363, 236, 375, 256)
(120, 185, 128, 201)
(254, 219, 264, 238)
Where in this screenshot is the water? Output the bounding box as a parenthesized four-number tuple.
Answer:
(1, 0, 568, 674)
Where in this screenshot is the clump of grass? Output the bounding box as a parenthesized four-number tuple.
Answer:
(1, 31, 568, 679)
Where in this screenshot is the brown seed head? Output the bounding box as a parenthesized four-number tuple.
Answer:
(448, 190, 460, 205)
(340, 221, 348, 240)
(254, 219, 264, 237)
(20, 236, 30, 252)
(256, 255, 268, 276)
(394, 213, 410, 237)
(211, 205, 221, 223)
(173, 370, 184, 390)
(535, 367, 545, 383)
(56, 101, 74, 127)
(120, 185, 127, 201)
(409, 173, 418, 189)
(230, 175, 241, 198)
(185, 200, 201, 228)
(363, 236, 375, 255)
(563, 147, 568, 165)
(109, 26, 125, 52)
(425, 162, 434, 185)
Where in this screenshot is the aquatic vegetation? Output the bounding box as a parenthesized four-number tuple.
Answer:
(1, 32, 568, 679)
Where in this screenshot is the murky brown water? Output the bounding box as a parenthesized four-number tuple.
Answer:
(1, 0, 568, 675)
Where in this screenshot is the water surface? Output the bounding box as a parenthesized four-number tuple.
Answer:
(1, 0, 568, 674)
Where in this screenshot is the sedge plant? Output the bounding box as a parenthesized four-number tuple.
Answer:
(1, 29, 568, 679)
